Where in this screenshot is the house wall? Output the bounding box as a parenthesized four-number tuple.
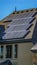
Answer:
(18, 43, 33, 65)
(0, 43, 33, 65)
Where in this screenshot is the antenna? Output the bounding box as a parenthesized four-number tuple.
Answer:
(15, 6, 17, 12)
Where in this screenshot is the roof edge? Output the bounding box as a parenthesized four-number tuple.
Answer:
(0, 38, 32, 44)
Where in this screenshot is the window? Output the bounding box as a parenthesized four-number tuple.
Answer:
(6, 45, 12, 58)
(14, 44, 18, 58)
(6, 44, 18, 58)
(0, 46, 3, 58)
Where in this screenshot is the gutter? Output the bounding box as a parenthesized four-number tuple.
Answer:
(0, 38, 32, 44)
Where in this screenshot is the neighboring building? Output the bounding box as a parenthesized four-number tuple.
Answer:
(0, 8, 37, 65)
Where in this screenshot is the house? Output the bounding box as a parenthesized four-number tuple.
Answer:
(0, 8, 37, 65)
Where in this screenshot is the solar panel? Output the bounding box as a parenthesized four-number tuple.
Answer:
(7, 17, 34, 27)
(5, 23, 32, 32)
(2, 30, 28, 39)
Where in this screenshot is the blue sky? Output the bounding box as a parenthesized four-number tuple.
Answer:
(0, 0, 37, 20)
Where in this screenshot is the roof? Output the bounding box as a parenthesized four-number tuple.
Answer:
(0, 9, 37, 44)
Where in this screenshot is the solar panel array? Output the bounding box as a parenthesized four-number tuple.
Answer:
(2, 17, 34, 39)
(1, 11, 36, 40)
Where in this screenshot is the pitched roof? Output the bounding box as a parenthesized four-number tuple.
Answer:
(0, 9, 37, 43)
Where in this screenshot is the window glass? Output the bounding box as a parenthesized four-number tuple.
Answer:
(14, 44, 18, 58)
(0, 46, 3, 58)
(6, 45, 12, 58)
